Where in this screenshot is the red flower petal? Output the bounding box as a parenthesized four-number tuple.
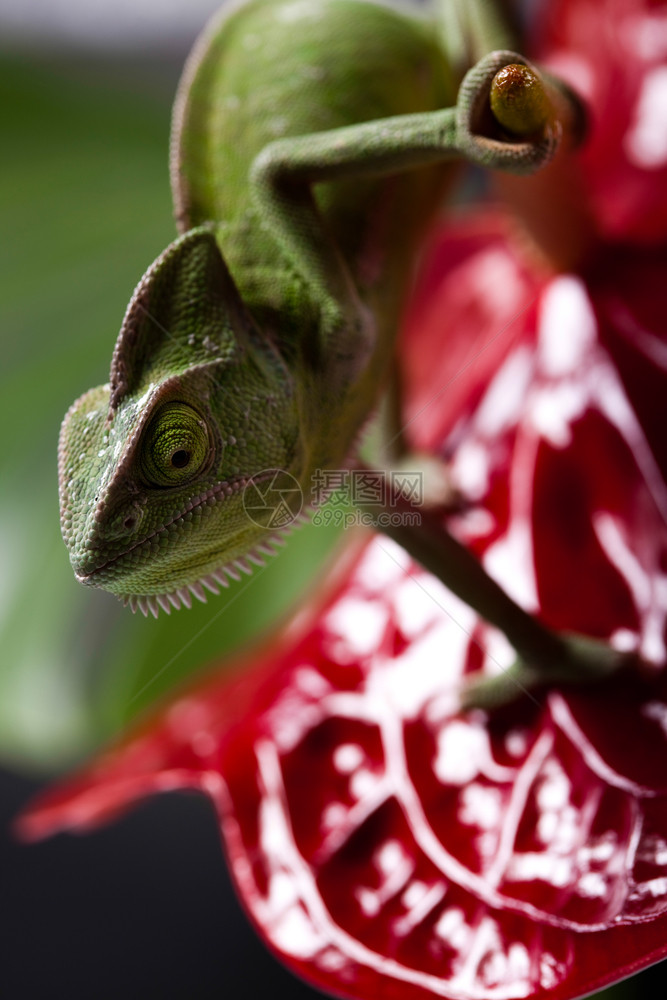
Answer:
(402, 217, 667, 653)
(17, 531, 667, 1000)
(535, 0, 667, 244)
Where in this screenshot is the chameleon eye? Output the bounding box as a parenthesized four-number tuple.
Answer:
(141, 402, 210, 487)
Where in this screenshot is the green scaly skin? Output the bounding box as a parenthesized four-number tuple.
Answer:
(59, 0, 569, 617)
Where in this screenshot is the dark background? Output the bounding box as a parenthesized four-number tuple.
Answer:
(2, 768, 323, 998)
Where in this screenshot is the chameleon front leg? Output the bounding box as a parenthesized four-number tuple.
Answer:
(250, 49, 576, 374)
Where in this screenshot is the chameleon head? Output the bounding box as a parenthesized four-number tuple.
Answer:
(58, 227, 300, 609)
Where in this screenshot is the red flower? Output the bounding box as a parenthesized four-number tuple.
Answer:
(18, 0, 667, 998)
(535, 0, 667, 244)
(19, 217, 667, 998)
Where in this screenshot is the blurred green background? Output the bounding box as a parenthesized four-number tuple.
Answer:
(0, 44, 341, 771)
(0, 3, 664, 998)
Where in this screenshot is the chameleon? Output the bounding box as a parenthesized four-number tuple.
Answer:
(58, 0, 574, 618)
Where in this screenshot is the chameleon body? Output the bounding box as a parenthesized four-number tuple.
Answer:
(59, 0, 561, 615)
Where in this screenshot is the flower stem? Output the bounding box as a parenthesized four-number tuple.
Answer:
(380, 500, 567, 671)
(365, 489, 629, 708)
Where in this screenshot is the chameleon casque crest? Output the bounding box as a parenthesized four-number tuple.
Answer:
(59, 0, 566, 616)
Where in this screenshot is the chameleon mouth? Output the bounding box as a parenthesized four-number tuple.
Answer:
(121, 512, 312, 618)
(120, 536, 281, 617)
(78, 471, 309, 617)
(77, 474, 260, 586)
